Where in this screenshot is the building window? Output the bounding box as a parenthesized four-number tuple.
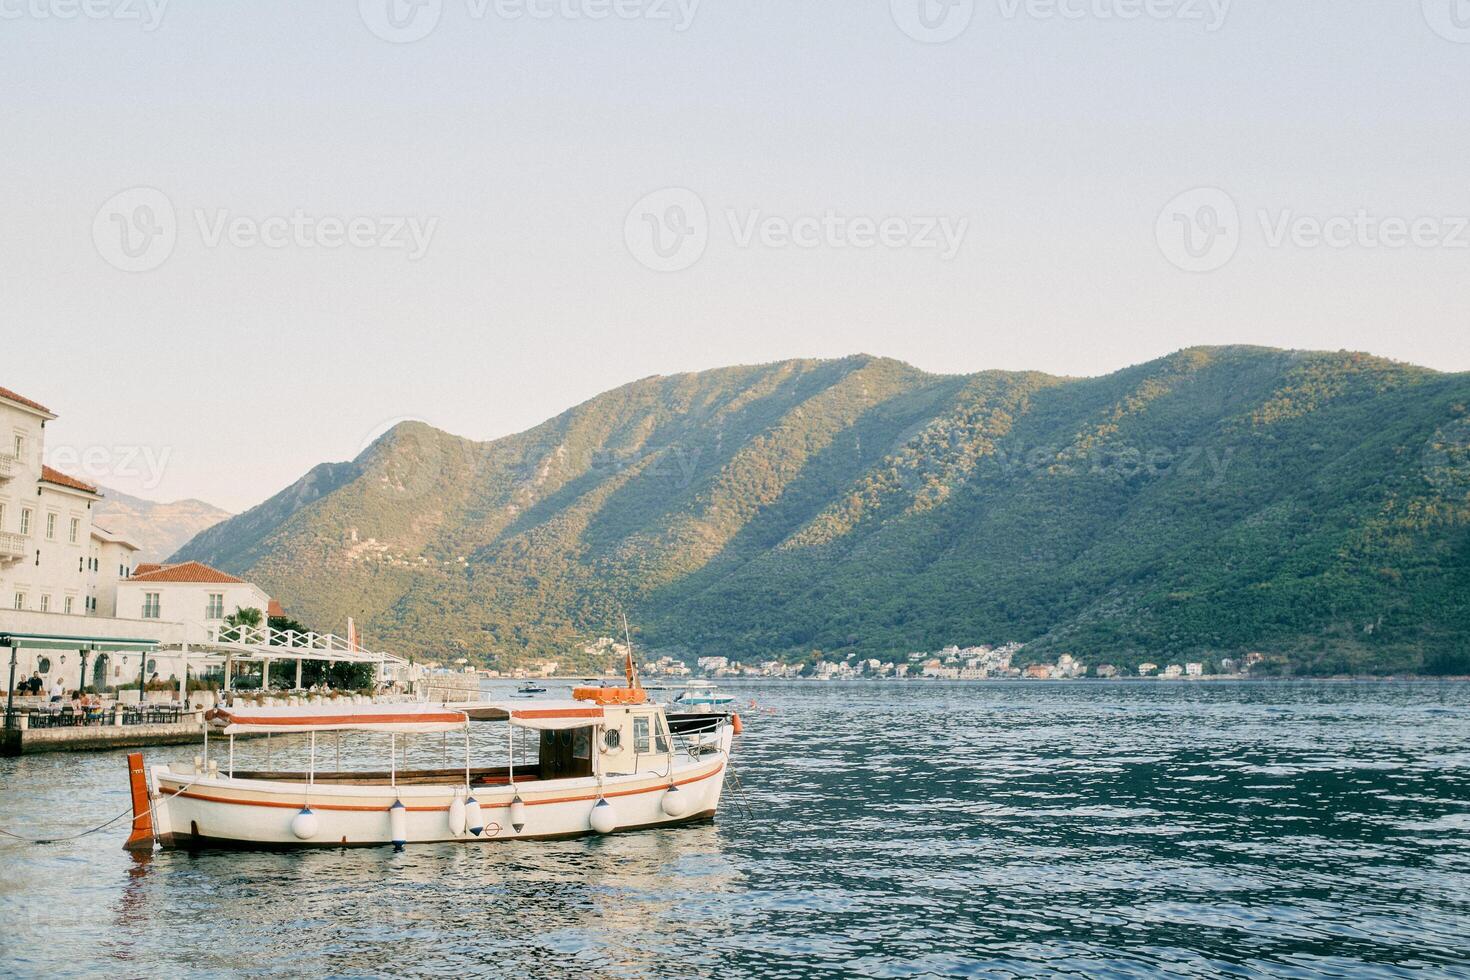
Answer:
(13, 435, 22, 459)
(45, 513, 56, 540)
(142, 593, 161, 619)
(39, 594, 50, 612)
(13, 592, 24, 610)
(206, 593, 225, 619)
(37, 656, 49, 674)
(0, 502, 6, 529)
(69, 518, 79, 543)
(79, 557, 84, 572)
(64, 596, 74, 614)
(19, 508, 31, 536)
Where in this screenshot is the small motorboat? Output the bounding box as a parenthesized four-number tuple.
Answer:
(675, 681, 734, 707)
(515, 682, 548, 696)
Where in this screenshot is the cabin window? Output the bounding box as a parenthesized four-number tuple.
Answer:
(654, 715, 671, 754)
(634, 716, 651, 754)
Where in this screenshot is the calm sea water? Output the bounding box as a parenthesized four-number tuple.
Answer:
(2, 680, 1469, 978)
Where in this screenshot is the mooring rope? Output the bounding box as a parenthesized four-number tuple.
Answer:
(0, 773, 204, 846)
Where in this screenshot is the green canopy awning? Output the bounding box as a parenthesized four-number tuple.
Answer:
(0, 632, 160, 653)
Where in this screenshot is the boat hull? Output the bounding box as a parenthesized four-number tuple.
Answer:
(148, 755, 728, 849)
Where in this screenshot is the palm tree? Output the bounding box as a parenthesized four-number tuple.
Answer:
(225, 606, 264, 630)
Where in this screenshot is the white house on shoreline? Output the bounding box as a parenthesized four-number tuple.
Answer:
(117, 561, 271, 633)
(0, 383, 278, 696)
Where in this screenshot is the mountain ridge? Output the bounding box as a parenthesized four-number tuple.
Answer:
(94, 487, 232, 564)
(171, 346, 1470, 675)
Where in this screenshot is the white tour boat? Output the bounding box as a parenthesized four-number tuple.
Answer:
(122, 684, 740, 851)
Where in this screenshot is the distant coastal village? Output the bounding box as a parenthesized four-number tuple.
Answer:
(450, 637, 1272, 683)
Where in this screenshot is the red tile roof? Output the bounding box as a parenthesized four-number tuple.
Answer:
(0, 385, 53, 416)
(128, 560, 244, 584)
(268, 599, 286, 618)
(40, 464, 99, 495)
(133, 563, 165, 576)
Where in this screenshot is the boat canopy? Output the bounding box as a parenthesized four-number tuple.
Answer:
(460, 701, 609, 731)
(205, 703, 470, 735)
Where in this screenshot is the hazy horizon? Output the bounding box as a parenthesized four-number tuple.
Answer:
(7, 1, 1468, 510)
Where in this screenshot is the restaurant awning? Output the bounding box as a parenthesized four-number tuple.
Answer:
(0, 631, 160, 653)
(205, 703, 470, 735)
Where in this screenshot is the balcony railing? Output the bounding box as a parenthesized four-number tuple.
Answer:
(0, 452, 15, 481)
(0, 531, 25, 563)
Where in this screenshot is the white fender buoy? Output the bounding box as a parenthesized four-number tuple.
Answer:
(449, 795, 467, 836)
(661, 784, 690, 818)
(389, 800, 407, 849)
(509, 795, 527, 835)
(589, 797, 617, 834)
(465, 795, 484, 836)
(291, 806, 320, 840)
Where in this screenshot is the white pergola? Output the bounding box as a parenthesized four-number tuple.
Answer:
(153, 624, 409, 699)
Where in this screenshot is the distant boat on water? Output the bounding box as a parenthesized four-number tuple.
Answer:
(675, 681, 734, 707)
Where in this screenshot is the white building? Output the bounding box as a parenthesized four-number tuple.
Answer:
(0, 385, 107, 619)
(0, 384, 280, 698)
(116, 561, 271, 631)
(89, 525, 140, 617)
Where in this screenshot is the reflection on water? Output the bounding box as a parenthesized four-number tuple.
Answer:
(3, 680, 1470, 977)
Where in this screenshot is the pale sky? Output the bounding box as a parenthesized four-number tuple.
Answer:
(4, 0, 1468, 511)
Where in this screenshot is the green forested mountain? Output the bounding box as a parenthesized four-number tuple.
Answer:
(172, 347, 1470, 675)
